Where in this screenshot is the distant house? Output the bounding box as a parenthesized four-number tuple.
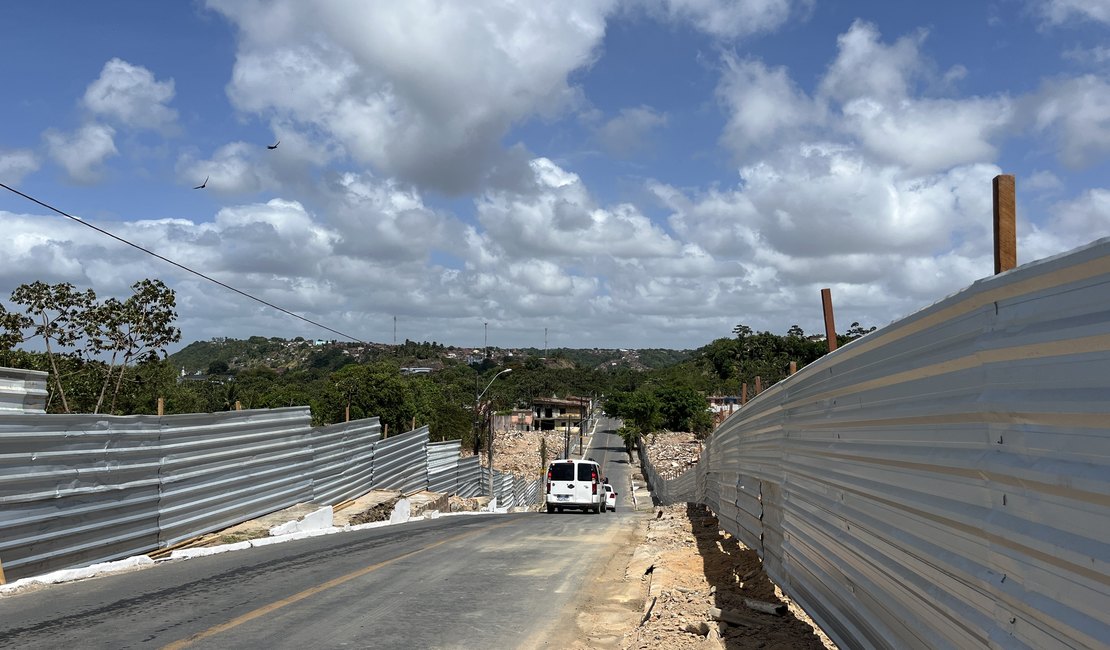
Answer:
(400, 367, 433, 375)
(531, 396, 588, 431)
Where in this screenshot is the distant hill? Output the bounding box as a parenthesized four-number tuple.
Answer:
(169, 337, 692, 375)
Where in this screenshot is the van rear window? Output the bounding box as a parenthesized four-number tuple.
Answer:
(549, 463, 574, 481)
(577, 463, 596, 481)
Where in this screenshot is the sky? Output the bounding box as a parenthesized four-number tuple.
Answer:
(1, 0, 1109, 352)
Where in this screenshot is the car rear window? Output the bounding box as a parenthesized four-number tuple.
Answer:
(549, 463, 574, 481)
(577, 463, 596, 481)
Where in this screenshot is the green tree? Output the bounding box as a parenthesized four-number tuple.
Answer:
(9, 281, 96, 412)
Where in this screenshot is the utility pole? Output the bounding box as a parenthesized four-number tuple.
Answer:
(393, 315, 397, 345)
(484, 321, 488, 358)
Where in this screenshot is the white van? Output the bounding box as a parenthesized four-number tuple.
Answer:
(545, 459, 604, 514)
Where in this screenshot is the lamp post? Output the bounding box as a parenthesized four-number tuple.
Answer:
(476, 368, 512, 499)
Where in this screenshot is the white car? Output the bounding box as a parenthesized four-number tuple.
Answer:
(545, 459, 605, 514)
(603, 483, 617, 512)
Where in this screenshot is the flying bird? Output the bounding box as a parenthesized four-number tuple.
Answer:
(193, 176, 208, 190)
(267, 140, 280, 150)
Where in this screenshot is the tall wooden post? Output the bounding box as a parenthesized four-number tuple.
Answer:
(789, 361, 797, 375)
(157, 397, 164, 416)
(821, 288, 838, 352)
(234, 400, 242, 411)
(345, 404, 350, 422)
(993, 174, 1016, 274)
(755, 376, 762, 395)
(741, 383, 747, 406)
(0, 557, 6, 585)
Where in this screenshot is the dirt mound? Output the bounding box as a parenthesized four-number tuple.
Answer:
(347, 497, 401, 525)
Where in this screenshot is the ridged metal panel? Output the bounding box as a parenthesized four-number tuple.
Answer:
(513, 476, 527, 508)
(426, 440, 461, 494)
(311, 418, 381, 505)
(371, 426, 429, 495)
(456, 456, 482, 497)
(646, 238, 1110, 649)
(0, 413, 163, 580)
(0, 366, 48, 413)
(498, 472, 515, 508)
(157, 408, 314, 547)
(525, 478, 540, 505)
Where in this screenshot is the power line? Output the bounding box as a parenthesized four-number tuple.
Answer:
(0, 182, 368, 345)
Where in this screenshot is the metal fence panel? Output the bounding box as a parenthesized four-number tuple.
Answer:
(643, 238, 1110, 649)
(0, 367, 48, 414)
(157, 408, 314, 548)
(311, 418, 381, 505)
(371, 426, 429, 495)
(0, 413, 163, 580)
(498, 473, 515, 508)
(426, 440, 461, 494)
(456, 456, 483, 497)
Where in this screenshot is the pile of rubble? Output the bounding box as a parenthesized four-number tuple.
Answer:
(620, 503, 836, 649)
(642, 430, 702, 480)
(486, 427, 573, 481)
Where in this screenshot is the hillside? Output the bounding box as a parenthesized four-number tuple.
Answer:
(169, 337, 692, 375)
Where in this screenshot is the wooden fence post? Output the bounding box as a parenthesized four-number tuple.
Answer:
(235, 401, 241, 411)
(157, 397, 164, 416)
(821, 288, 838, 352)
(994, 174, 1017, 274)
(0, 557, 6, 585)
(345, 404, 350, 422)
(741, 383, 747, 406)
(383, 423, 389, 439)
(789, 361, 797, 375)
(755, 376, 762, 395)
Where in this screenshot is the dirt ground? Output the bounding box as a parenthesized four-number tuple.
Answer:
(614, 503, 837, 650)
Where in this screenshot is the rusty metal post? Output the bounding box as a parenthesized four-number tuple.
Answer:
(993, 174, 1016, 274)
(789, 361, 797, 375)
(822, 288, 838, 352)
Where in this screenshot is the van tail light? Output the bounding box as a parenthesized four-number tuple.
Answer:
(547, 468, 552, 481)
(591, 470, 597, 481)
(546, 482, 551, 494)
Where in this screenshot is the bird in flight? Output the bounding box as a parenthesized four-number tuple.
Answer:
(193, 176, 208, 190)
(267, 140, 280, 150)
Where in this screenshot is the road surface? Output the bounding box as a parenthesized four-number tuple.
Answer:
(0, 427, 642, 649)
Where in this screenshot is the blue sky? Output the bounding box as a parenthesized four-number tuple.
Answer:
(2, 0, 1109, 351)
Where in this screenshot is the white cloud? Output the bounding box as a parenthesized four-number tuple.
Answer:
(0, 149, 40, 185)
(717, 56, 822, 154)
(476, 157, 682, 260)
(208, 0, 612, 193)
(44, 123, 118, 183)
(321, 172, 463, 260)
(1037, 0, 1110, 25)
(640, 0, 807, 39)
(83, 58, 178, 131)
(177, 142, 274, 194)
(1032, 74, 1110, 167)
(596, 106, 668, 158)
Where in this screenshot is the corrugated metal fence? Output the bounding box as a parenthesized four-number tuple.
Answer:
(0, 366, 47, 413)
(427, 440, 461, 495)
(641, 238, 1110, 649)
(1, 408, 540, 581)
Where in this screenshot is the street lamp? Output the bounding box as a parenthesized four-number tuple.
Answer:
(475, 368, 512, 499)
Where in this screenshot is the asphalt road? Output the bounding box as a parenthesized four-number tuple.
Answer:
(0, 427, 641, 649)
